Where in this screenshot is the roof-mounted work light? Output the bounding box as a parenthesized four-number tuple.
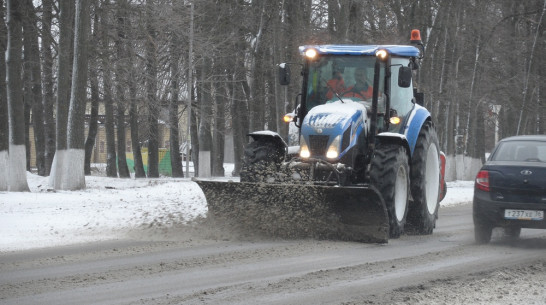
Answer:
(304, 48, 318, 59)
(375, 49, 388, 61)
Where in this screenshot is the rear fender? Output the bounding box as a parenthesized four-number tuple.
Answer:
(404, 105, 431, 155)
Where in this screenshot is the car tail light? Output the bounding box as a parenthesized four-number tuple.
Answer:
(475, 170, 490, 192)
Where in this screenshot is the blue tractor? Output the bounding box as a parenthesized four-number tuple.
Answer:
(196, 30, 447, 242)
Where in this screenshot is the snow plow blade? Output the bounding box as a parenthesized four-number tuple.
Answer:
(195, 180, 389, 243)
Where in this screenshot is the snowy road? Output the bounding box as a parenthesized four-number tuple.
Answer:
(2, 203, 546, 304)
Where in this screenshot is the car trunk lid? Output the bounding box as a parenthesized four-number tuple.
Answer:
(485, 162, 546, 203)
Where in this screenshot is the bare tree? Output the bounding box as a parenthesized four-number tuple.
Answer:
(212, 59, 226, 177)
(49, 0, 74, 189)
(41, 0, 56, 175)
(23, 0, 46, 176)
(145, 0, 159, 178)
(197, 57, 213, 177)
(0, 0, 9, 191)
(101, 0, 117, 178)
(169, 2, 183, 178)
(84, 6, 100, 176)
(6, 0, 546, 183)
(126, 11, 146, 178)
(85, 66, 100, 175)
(115, 0, 130, 178)
(5, 0, 29, 191)
(62, 0, 91, 190)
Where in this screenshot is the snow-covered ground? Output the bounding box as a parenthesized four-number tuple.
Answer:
(0, 166, 474, 252)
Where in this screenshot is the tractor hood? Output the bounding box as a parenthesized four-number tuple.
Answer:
(301, 99, 368, 160)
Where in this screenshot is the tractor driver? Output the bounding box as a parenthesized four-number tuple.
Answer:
(343, 69, 373, 100)
(325, 70, 346, 100)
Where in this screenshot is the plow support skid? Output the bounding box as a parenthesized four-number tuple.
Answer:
(195, 180, 389, 243)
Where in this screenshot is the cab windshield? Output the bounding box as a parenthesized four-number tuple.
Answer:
(305, 56, 385, 111)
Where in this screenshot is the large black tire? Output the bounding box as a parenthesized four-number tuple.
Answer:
(370, 144, 410, 238)
(474, 219, 493, 244)
(474, 223, 493, 244)
(240, 140, 283, 182)
(407, 122, 441, 235)
(473, 203, 492, 244)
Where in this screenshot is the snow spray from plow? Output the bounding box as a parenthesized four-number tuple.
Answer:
(195, 180, 389, 243)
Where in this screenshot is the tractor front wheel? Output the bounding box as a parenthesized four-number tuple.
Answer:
(370, 144, 410, 238)
(240, 140, 283, 182)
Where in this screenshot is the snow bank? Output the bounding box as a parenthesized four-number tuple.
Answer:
(0, 167, 473, 252)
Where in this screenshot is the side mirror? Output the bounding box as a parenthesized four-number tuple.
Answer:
(278, 63, 291, 85)
(398, 66, 412, 88)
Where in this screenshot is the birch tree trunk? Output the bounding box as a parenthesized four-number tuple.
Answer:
(23, 0, 46, 176)
(125, 5, 145, 178)
(230, 59, 244, 176)
(212, 63, 226, 177)
(84, 10, 100, 176)
(128, 44, 145, 178)
(85, 65, 100, 175)
(100, 0, 117, 178)
(464, 36, 480, 157)
(62, 0, 90, 190)
(169, 18, 183, 178)
(6, 0, 29, 191)
(184, 1, 194, 177)
(115, 2, 129, 178)
(198, 58, 212, 178)
(145, 0, 159, 178)
(49, 0, 74, 189)
(41, 0, 56, 175)
(0, 0, 9, 191)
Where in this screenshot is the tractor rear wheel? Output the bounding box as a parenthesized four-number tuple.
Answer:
(370, 144, 410, 238)
(407, 122, 440, 235)
(240, 140, 283, 182)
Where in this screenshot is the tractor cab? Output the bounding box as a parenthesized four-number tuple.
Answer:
(280, 45, 419, 137)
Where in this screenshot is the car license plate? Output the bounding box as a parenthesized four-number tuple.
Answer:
(504, 209, 544, 221)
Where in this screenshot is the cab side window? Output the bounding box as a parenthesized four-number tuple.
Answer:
(389, 58, 414, 127)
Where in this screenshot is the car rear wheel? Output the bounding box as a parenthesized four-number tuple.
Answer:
(474, 224, 492, 244)
(504, 227, 521, 240)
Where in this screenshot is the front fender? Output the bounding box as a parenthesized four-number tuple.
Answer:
(248, 130, 288, 150)
(376, 132, 411, 158)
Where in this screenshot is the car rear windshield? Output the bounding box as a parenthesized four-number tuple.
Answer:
(492, 140, 546, 162)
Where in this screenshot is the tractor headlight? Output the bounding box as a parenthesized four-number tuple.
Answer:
(283, 113, 295, 123)
(299, 136, 310, 158)
(389, 116, 401, 125)
(326, 135, 341, 159)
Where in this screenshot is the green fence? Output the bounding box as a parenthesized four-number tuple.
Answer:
(126, 148, 172, 176)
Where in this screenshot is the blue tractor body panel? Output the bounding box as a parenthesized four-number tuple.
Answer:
(402, 104, 431, 155)
(301, 100, 367, 161)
